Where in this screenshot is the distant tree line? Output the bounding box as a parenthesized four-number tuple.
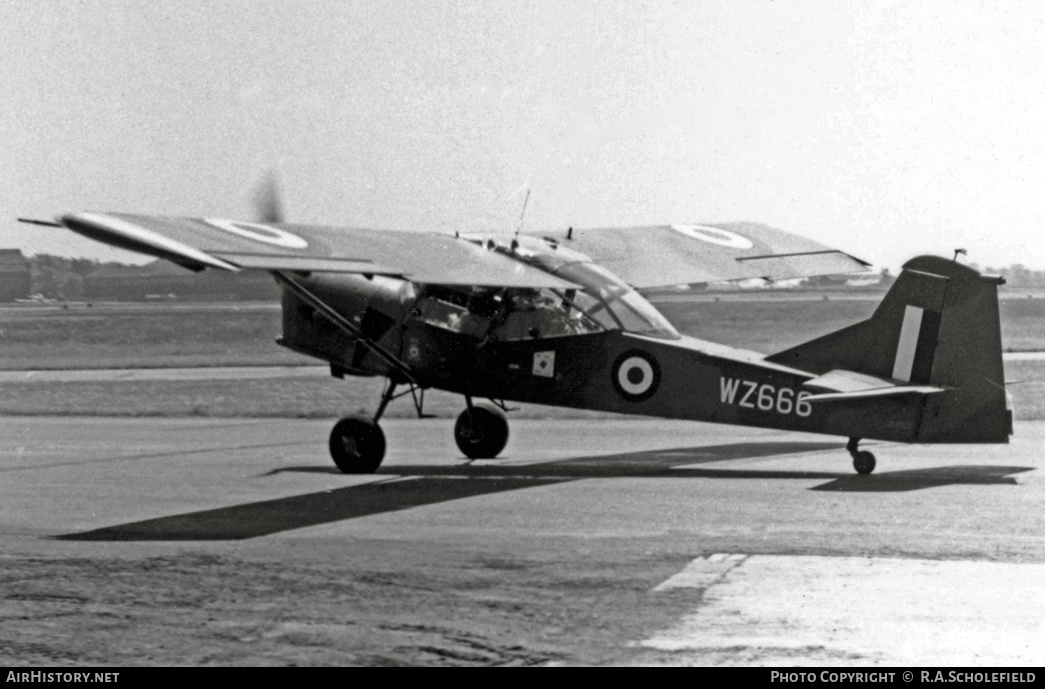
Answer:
(978, 264, 1045, 288)
(27, 255, 108, 299)
(25, 255, 279, 301)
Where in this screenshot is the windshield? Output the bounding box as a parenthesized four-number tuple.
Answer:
(547, 262, 679, 339)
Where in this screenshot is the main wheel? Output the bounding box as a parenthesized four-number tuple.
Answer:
(853, 450, 876, 475)
(454, 404, 509, 459)
(329, 415, 386, 474)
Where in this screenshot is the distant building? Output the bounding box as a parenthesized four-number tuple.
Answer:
(0, 249, 31, 301)
(83, 260, 280, 301)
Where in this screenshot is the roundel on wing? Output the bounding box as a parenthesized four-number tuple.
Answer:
(203, 218, 309, 249)
(612, 350, 661, 402)
(670, 224, 753, 250)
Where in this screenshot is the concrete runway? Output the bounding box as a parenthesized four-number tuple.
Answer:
(2, 415, 1043, 666)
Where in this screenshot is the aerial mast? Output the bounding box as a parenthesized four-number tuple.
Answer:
(511, 188, 531, 252)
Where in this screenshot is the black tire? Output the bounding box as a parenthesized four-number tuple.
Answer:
(454, 404, 509, 459)
(853, 450, 876, 475)
(329, 415, 386, 474)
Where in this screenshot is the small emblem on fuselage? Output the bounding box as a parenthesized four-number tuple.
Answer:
(533, 351, 555, 378)
(612, 350, 660, 401)
(405, 338, 422, 362)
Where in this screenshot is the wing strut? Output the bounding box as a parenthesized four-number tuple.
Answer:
(272, 271, 417, 385)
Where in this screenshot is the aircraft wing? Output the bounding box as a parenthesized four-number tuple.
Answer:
(40, 212, 578, 289)
(556, 222, 871, 288)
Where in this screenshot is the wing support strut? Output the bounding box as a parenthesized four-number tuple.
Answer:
(272, 270, 417, 385)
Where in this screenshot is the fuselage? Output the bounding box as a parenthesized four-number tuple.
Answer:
(277, 235, 938, 444)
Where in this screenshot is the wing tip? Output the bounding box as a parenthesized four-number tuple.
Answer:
(60, 212, 240, 272)
(16, 217, 62, 228)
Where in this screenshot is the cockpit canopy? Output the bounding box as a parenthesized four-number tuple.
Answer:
(409, 235, 679, 341)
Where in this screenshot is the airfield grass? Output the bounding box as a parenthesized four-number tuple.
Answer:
(0, 303, 305, 370)
(2, 295, 1044, 420)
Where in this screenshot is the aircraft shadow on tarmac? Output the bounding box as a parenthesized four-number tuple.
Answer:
(56, 441, 1034, 541)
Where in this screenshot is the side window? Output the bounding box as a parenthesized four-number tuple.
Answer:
(413, 287, 495, 338)
(416, 296, 466, 329)
(490, 289, 602, 340)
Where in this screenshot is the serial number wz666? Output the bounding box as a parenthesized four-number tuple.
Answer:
(720, 378, 812, 416)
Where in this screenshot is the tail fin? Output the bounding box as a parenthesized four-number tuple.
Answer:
(766, 256, 1012, 442)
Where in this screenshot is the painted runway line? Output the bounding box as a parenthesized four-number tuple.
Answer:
(651, 553, 747, 591)
(640, 555, 1045, 666)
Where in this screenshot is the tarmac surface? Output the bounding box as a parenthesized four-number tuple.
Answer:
(2, 415, 1043, 666)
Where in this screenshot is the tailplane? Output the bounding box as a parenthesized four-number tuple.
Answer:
(766, 256, 1011, 442)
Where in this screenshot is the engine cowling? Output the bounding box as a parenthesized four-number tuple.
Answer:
(279, 273, 409, 375)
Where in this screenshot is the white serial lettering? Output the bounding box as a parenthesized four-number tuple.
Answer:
(739, 381, 757, 408)
(757, 384, 775, 410)
(720, 377, 742, 404)
(719, 378, 812, 417)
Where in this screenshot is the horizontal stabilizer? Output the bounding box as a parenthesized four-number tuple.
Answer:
(801, 368, 943, 402)
(803, 386, 944, 403)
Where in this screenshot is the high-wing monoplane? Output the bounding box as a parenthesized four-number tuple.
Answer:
(18, 208, 1012, 475)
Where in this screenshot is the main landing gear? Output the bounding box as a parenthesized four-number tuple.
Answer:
(328, 384, 511, 473)
(847, 437, 876, 475)
(329, 415, 386, 474)
(454, 398, 509, 460)
(328, 379, 405, 473)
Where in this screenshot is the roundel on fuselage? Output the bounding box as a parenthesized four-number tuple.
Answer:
(612, 350, 661, 402)
(203, 218, 309, 249)
(670, 224, 753, 250)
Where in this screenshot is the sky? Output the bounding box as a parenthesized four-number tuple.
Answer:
(3, 0, 1045, 272)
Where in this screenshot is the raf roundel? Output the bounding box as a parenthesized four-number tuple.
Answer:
(612, 350, 661, 402)
(203, 218, 309, 249)
(670, 224, 754, 250)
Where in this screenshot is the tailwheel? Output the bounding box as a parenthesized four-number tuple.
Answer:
(454, 403, 509, 459)
(329, 415, 386, 474)
(847, 438, 876, 475)
(853, 451, 876, 475)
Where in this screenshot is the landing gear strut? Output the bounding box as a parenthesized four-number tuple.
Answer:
(454, 398, 510, 459)
(328, 377, 513, 469)
(847, 437, 876, 475)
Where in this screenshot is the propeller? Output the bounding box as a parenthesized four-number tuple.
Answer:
(252, 170, 285, 224)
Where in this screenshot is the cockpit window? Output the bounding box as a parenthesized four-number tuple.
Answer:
(488, 288, 605, 341)
(409, 238, 679, 341)
(411, 285, 606, 341)
(412, 286, 497, 338)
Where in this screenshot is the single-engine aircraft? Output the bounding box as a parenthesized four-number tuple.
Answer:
(18, 205, 1012, 476)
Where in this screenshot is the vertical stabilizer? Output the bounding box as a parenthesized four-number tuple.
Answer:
(766, 256, 1011, 442)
